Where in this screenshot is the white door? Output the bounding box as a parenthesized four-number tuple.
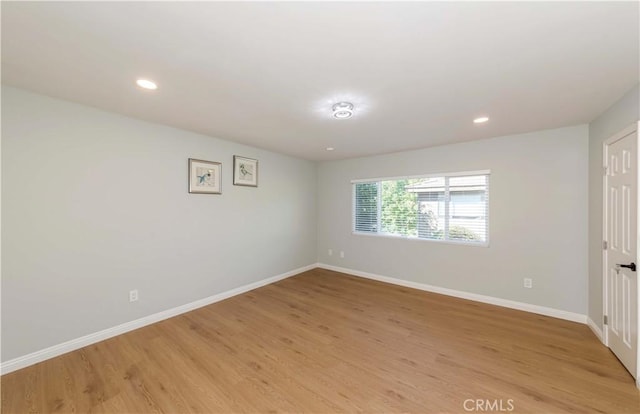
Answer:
(605, 125, 638, 378)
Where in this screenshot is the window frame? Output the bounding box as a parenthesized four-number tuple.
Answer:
(351, 170, 490, 247)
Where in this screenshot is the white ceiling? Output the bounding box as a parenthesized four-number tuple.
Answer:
(2, 2, 638, 161)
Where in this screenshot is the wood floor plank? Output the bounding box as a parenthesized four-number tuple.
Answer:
(2, 268, 639, 413)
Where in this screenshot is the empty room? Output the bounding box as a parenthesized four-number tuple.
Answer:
(2, 1, 640, 413)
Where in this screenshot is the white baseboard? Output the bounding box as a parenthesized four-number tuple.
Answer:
(1, 263, 318, 376)
(318, 263, 587, 324)
(587, 317, 605, 343)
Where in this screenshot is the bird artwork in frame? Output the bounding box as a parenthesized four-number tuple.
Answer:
(233, 156, 258, 187)
(189, 158, 222, 194)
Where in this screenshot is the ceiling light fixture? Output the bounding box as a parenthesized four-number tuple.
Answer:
(136, 79, 158, 90)
(473, 116, 489, 124)
(326, 147, 335, 151)
(332, 102, 354, 119)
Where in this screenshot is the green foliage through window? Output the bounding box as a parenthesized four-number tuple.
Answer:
(354, 182, 378, 232)
(381, 179, 420, 237)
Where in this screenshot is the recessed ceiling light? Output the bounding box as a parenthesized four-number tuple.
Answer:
(136, 79, 157, 90)
(473, 116, 489, 124)
(326, 147, 335, 151)
(332, 102, 354, 119)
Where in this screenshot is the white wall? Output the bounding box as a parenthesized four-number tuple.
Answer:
(1, 86, 317, 362)
(317, 125, 589, 314)
(588, 84, 640, 331)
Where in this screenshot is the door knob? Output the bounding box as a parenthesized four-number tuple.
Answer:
(616, 262, 636, 272)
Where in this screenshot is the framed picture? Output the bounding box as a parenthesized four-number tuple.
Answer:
(233, 156, 258, 187)
(189, 158, 222, 194)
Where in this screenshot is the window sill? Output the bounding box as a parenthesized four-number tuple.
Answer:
(351, 231, 490, 248)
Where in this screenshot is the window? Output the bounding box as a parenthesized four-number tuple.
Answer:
(353, 171, 489, 244)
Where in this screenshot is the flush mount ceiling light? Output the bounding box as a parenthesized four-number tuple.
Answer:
(473, 116, 489, 124)
(326, 147, 335, 151)
(332, 102, 354, 119)
(136, 79, 158, 90)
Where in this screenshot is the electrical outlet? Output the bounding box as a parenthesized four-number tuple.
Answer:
(328, 249, 333, 256)
(129, 289, 139, 302)
(523, 278, 533, 289)
(340, 251, 345, 258)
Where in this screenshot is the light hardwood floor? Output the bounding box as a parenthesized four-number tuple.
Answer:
(2, 268, 639, 413)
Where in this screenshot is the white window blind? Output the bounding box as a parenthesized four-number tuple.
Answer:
(353, 172, 489, 244)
